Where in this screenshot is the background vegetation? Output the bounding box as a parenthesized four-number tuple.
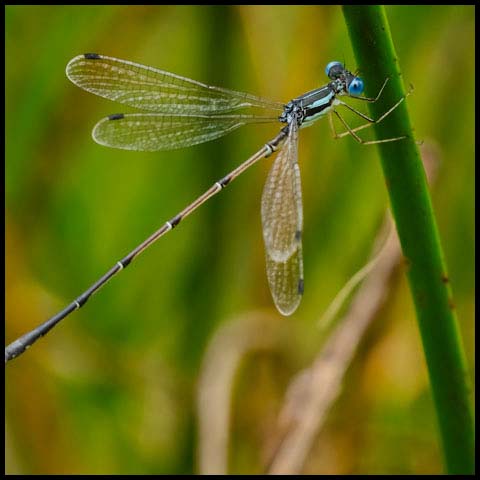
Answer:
(5, 5, 474, 474)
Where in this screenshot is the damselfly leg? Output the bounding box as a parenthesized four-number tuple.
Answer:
(329, 84, 413, 144)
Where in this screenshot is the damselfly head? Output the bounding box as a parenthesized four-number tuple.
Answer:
(347, 76, 364, 95)
(325, 60, 345, 79)
(325, 61, 364, 96)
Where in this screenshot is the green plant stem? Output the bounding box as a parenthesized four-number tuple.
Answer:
(342, 5, 474, 474)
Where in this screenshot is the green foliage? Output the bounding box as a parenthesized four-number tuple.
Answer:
(5, 5, 474, 474)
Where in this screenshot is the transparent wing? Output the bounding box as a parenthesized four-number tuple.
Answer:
(92, 113, 278, 151)
(66, 54, 285, 115)
(261, 123, 304, 315)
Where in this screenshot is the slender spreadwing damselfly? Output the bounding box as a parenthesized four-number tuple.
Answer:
(5, 54, 410, 363)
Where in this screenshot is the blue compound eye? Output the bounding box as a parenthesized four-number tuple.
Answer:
(325, 61, 343, 78)
(348, 77, 364, 95)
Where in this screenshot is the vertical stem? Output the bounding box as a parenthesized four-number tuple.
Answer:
(342, 5, 474, 474)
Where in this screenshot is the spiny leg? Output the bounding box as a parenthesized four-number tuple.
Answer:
(328, 111, 373, 140)
(330, 87, 413, 143)
(338, 85, 412, 123)
(332, 110, 406, 145)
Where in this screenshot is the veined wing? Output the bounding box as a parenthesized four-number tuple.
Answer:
(92, 113, 278, 151)
(66, 54, 285, 115)
(261, 123, 304, 316)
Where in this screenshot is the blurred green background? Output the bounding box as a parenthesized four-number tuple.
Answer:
(5, 5, 474, 474)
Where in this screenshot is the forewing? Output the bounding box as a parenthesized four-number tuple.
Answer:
(92, 113, 277, 151)
(261, 124, 304, 315)
(66, 54, 284, 115)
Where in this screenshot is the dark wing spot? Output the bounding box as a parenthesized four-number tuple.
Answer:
(295, 230, 302, 241)
(108, 113, 124, 121)
(298, 278, 304, 295)
(84, 53, 101, 60)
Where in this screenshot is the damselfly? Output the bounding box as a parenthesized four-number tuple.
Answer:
(5, 54, 409, 362)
